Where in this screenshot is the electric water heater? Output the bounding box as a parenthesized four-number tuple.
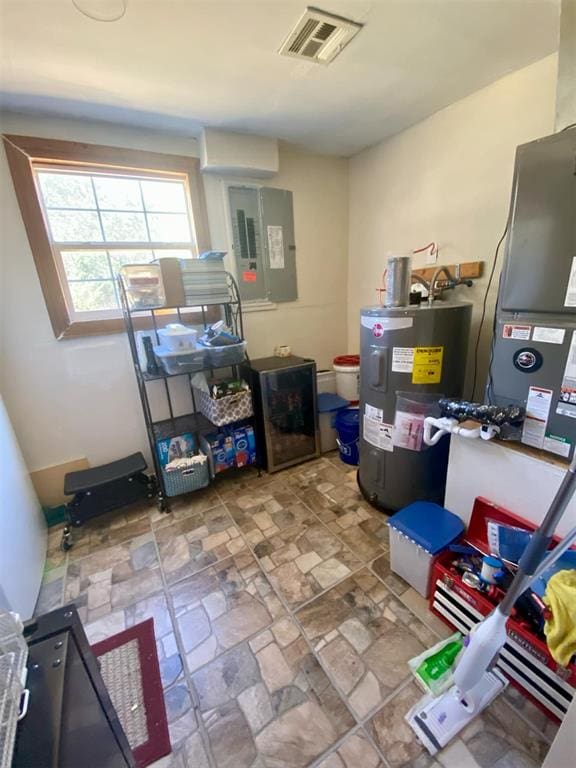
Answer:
(358, 301, 472, 511)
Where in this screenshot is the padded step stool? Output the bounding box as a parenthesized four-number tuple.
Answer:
(62, 452, 156, 551)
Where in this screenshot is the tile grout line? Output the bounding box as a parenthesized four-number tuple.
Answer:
(148, 508, 219, 768)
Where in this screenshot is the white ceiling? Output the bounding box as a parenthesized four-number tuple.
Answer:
(0, 0, 560, 156)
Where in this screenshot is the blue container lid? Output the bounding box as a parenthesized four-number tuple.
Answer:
(388, 502, 465, 554)
(335, 407, 360, 428)
(318, 393, 349, 413)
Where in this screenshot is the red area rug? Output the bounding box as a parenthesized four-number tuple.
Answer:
(92, 618, 171, 768)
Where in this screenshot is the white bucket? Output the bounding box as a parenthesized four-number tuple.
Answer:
(333, 356, 360, 402)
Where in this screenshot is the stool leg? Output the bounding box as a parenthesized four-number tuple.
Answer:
(61, 525, 73, 552)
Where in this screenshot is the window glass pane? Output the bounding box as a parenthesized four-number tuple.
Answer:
(69, 280, 118, 312)
(61, 250, 111, 281)
(47, 210, 103, 242)
(93, 177, 143, 211)
(101, 211, 148, 242)
(147, 213, 191, 242)
(141, 180, 187, 212)
(109, 250, 154, 273)
(37, 172, 96, 209)
(152, 249, 194, 260)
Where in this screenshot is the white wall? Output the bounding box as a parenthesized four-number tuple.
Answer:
(0, 113, 348, 472)
(445, 437, 576, 538)
(0, 396, 46, 619)
(347, 54, 558, 396)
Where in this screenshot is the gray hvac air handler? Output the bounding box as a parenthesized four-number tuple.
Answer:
(358, 301, 472, 511)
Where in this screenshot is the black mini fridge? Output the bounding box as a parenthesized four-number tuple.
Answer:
(242, 356, 320, 472)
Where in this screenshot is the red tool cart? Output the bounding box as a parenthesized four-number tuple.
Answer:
(429, 496, 576, 723)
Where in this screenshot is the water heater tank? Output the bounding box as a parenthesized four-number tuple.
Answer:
(358, 301, 472, 511)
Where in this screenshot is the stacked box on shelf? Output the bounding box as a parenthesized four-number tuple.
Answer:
(180, 259, 229, 305)
(201, 425, 256, 476)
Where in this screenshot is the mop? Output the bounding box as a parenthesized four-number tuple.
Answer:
(407, 453, 576, 755)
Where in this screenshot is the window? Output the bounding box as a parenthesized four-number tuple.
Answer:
(3, 135, 211, 338)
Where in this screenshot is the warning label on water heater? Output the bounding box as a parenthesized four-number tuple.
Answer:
(412, 346, 444, 384)
(392, 347, 414, 373)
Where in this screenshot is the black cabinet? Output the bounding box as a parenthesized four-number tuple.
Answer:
(242, 356, 319, 472)
(12, 607, 134, 768)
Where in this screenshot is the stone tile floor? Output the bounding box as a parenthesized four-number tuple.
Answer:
(36, 453, 558, 768)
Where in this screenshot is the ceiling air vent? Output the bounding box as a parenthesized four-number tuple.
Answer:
(279, 7, 363, 65)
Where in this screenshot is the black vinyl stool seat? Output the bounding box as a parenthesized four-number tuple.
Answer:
(61, 451, 156, 551)
(64, 452, 148, 495)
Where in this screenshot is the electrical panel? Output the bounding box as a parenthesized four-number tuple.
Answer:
(228, 185, 297, 303)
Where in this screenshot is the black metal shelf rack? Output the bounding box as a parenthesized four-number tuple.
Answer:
(119, 271, 252, 511)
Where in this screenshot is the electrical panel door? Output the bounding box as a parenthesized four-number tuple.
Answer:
(260, 187, 298, 303)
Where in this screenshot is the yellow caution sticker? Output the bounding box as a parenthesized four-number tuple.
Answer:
(412, 346, 444, 384)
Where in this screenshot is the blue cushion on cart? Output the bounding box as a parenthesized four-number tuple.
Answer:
(388, 502, 465, 554)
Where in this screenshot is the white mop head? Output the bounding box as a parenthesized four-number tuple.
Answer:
(406, 670, 507, 755)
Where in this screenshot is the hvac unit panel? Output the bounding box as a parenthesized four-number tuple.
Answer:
(500, 129, 576, 315)
(490, 317, 576, 452)
(357, 302, 472, 511)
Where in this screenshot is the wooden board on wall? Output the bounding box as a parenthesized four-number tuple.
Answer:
(412, 261, 483, 281)
(30, 458, 89, 507)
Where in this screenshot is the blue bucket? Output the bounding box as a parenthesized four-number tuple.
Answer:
(335, 407, 360, 465)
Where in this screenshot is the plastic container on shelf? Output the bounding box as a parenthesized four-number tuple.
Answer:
(153, 345, 206, 375)
(157, 324, 198, 351)
(333, 355, 360, 402)
(119, 264, 165, 309)
(388, 502, 465, 597)
(203, 340, 247, 368)
(334, 407, 360, 465)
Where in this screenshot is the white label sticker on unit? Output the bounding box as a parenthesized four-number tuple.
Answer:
(363, 416, 394, 452)
(532, 327, 566, 345)
(361, 316, 413, 332)
(564, 257, 576, 307)
(502, 324, 531, 340)
(392, 347, 414, 373)
(267, 225, 285, 270)
(556, 331, 576, 419)
(365, 404, 383, 423)
(521, 386, 553, 449)
(543, 433, 571, 458)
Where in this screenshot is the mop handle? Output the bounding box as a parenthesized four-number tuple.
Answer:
(499, 452, 576, 615)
